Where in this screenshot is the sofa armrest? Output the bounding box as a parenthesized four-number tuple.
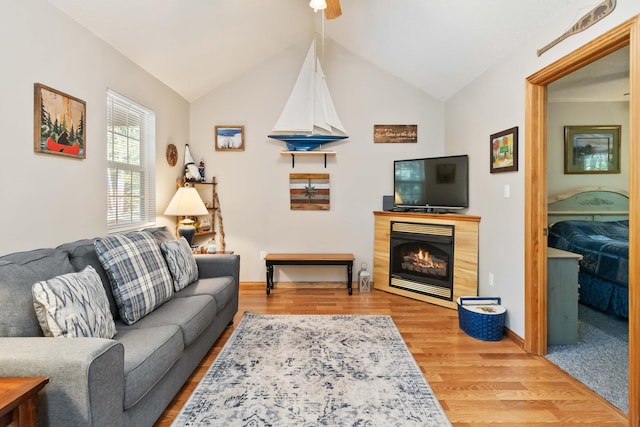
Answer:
(195, 254, 240, 284)
(0, 338, 124, 427)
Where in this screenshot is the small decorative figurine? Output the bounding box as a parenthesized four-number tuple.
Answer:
(199, 160, 206, 181)
(184, 144, 201, 182)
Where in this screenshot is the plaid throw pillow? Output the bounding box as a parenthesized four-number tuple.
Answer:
(32, 266, 116, 338)
(95, 231, 173, 325)
(160, 237, 199, 291)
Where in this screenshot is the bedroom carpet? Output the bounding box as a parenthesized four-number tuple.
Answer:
(172, 312, 451, 426)
(546, 304, 628, 413)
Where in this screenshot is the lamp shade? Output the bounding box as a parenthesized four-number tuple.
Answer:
(164, 186, 209, 217)
(309, 0, 327, 11)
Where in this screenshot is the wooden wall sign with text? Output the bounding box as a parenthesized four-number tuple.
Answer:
(373, 124, 417, 143)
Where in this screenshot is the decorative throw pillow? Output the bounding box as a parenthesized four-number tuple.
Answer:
(95, 231, 174, 325)
(160, 237, 199, 291)
(32, 266, 116, 338)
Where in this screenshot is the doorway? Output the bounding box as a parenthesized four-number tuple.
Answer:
(524, 16, 639, 424)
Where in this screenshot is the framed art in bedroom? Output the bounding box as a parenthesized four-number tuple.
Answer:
(564, 125, 620, 174)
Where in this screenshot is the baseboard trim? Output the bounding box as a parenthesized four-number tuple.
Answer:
(504, 327, 524, 348)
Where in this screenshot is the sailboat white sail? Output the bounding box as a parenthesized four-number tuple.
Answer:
(269, 40, 348, 151)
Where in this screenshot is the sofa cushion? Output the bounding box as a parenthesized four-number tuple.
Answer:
(95, 231, 173, 325)
(0, 248, 75, 337)
(32, 266, 116, 338)
(114, 324, 183, 410)
(57, 238, 119, 319)
(174, 276, 236, 313)
(160, 238, 199, 291)
(128, 294, 217, 346)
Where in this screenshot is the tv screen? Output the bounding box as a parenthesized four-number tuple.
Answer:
(394, 155, 469, 211)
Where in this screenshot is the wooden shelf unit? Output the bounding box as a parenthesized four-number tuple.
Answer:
(373, 211, 480, 310)
(176, 177, 226, 251)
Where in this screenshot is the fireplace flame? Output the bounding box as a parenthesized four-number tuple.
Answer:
(402, 249, 447, 276)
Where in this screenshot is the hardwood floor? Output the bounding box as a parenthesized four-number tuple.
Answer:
(155, 283, 627, 426)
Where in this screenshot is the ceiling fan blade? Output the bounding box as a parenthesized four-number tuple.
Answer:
(325, 0, 342, 19)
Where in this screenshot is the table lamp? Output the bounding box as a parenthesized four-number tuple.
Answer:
(164, 185, 209, 245)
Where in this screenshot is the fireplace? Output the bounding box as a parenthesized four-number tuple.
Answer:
(389, 221, 454, 301)
(374, 212, 479, 310)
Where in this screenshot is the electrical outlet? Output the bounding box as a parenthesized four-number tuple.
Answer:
(489, 273, 495, 287)
(260, 251, 266, 260)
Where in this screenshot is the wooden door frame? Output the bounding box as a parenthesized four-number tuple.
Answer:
(525, 16, 639, 424)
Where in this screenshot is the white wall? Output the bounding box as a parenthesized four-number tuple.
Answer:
(548, 101, 629, 195)
(445, 1, 640, 337)
(7, 1, 637, 339)
(0, 1, 189, 256)
(190, 39, 445, 282)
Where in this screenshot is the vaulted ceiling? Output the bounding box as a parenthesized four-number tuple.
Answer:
(48, 0, 581, 102)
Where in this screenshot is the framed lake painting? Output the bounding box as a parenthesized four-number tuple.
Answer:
(215, 125, 244, 151)
(564, 125, 620, 174)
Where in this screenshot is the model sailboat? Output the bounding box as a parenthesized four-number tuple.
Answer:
(268, 40, 348, 151)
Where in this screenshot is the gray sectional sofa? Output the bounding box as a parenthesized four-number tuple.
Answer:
(0, 226, 240, 427)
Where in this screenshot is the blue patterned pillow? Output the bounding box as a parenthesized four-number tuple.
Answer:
(160, 237, 199, 291)
(95, 231, 173, 325)
(32, 266, 116, 338)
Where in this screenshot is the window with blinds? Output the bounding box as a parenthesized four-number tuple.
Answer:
(106, 89, 156, 233)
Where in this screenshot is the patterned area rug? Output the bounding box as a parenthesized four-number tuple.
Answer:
(173, 312, 451, 426)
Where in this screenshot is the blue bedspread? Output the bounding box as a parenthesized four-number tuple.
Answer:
(548, 220, 629, 318)
(548, 220, 628, 288)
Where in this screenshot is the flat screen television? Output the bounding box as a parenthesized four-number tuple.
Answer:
(394, 155, 469, 211)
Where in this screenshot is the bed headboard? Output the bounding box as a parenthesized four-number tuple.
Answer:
(548, 186, 629, 225)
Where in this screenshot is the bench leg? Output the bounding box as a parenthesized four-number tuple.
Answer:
(266, 264, 274, 295)
(347, 263, 353, 295)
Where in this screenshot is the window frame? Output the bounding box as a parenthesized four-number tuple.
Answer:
(106, 89, 156, 233)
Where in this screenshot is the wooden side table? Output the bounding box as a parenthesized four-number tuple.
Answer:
(0, 377, 49, 427)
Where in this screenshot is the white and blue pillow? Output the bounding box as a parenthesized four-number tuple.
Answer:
(95, 231, 173, 325)
(32, 266, 116, 338)
(160, 237, 199, 291)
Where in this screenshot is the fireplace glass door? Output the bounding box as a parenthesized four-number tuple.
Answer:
(389, 222, 454, 300)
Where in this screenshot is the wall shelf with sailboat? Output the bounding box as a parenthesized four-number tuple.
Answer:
(268, 37, 348, 156)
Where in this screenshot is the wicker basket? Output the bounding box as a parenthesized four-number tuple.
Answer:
(457, 297, 506, 341)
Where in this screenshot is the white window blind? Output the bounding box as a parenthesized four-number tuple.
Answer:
(106, 89, 156, 233)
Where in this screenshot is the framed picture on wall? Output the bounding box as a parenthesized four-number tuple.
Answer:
(490, 127, 518, 173)
(34, 83, 86, 159)
(215, 125, 244, 151)
(564, 125, 620, 174)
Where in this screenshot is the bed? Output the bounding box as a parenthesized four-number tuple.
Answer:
(547, 187, 629, 319)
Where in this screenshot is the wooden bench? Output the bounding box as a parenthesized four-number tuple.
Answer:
(264, 253, 355, 295)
